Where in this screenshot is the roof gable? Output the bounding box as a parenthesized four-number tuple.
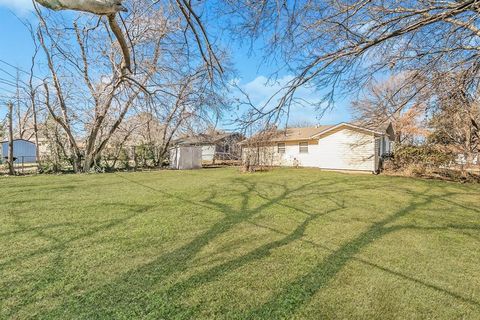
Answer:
(242, 122, 392, 145)
(310, 122, 384, 139)
(270, 125, 335, 142)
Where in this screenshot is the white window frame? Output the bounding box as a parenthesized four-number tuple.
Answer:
(277, 143, 286, 154)
(299, 141, 308, 154)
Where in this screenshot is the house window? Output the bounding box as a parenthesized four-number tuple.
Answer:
(277, 143, 286, 154)
(299, 141, 308, 153)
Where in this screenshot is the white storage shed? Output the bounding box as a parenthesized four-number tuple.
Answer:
(169, 145, 202, 170)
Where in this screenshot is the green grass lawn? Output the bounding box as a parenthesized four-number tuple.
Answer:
(1, 168, 480, 319)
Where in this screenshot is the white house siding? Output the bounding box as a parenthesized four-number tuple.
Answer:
(314, 128, 376, 171)
(201, 145, 216, 162)
(275, 140, 320, 167)
(243, 127, 377, 171)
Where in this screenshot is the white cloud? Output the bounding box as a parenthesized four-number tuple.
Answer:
(235, 75, 350, 125)
(0, 0, 33, 13)
(242, 75, 295, 105)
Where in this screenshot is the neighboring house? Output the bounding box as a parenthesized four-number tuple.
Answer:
(1, 139, 37, 164)
(172, 131, 245, 163)
(241, 122, 395, 172)
(455, 153, 479, 166)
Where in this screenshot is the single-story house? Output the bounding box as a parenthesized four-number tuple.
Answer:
(172, 131, 245, 163)
(241, 122, 395, 172)
(1, 139, 37, 164)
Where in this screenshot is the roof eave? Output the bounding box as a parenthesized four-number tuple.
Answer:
(309, 122, 384, 139)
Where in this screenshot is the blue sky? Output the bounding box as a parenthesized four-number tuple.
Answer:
(0, 2, 352, 126)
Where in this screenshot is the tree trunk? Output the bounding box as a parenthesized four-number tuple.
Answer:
(32, 97, 40, 165)
(82, 154, 94, 172)
(72, 153, 82, 173)
(133, 146, 138, 170)
(7, 102, 15, 175)
(395, 130, 402, 144)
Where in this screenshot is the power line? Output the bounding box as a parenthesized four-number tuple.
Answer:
(0, 66, 17, 80)
(0, 59, 45, 81)
(0, 95, 17, 100)
(0, 58, 85, 82)
(0, 67, 31, 88)
(0, 79, 19, 88)
(0, 78, 28, 91)
(0, 87, 20, 97)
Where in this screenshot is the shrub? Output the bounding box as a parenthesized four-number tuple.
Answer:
(391, 145, 455, 170)
(385, 144, 480, 182)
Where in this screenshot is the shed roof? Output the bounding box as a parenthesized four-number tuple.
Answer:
(1, 139, 36, 145)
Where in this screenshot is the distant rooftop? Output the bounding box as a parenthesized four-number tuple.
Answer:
(173, 132, 243, 146)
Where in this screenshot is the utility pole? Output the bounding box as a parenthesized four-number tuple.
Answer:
(7, 102, 14, 175)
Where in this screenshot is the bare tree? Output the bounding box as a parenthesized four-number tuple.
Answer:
(34, 2, 165, 171)
(40, 115, 72, 171)
(103, 66, 228, 168)
(149, 69, 228, 165)
(241, 125, 279, 172)
(222, 0, 480, 124)
(32, 0, 228, 172)
(34, 0, 225, 78)
(428, 70, 480, 164)
(0, 118, 5, 142)
(3, 70, 37, 143)
(25, 24, 43, 163)
(35, 0, 131, 73)
(352, 73, 428, 144)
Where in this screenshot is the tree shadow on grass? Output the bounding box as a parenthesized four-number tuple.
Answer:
(146, 198, 347, 318)
(119, 177, 480, 320)
(0, 220, 99, 238)
(0, 202, 155, 269)
(6, 173, 480, 319)
(38, 174, 347, 318)
(0, 202, 156, 318)
(44, 174, 476, 319)
(240, 187, 480, 319)
(250, 220, 480, 313)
